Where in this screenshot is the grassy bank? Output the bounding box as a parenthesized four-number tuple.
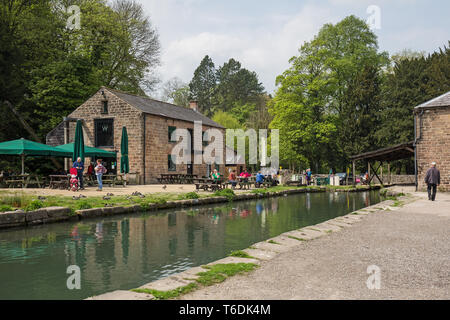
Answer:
(0, 184, 380, 213)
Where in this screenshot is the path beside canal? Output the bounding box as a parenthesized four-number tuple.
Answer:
(179, 187, 450, 300)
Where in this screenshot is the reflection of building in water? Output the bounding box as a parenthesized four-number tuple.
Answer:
(95, 222, 103, 243)
(306, 193, 311, 211)
(271, 198, 278, 213)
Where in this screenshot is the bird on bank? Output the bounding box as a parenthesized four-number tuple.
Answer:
(162, 185, 167, 190)
(103, 196, 111, 200)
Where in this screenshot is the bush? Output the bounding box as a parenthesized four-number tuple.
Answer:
(183, 192, 199, 200)
(24, 200, 44, 212)
(214, 188, 235, 201)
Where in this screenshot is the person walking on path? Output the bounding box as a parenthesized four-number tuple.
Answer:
(425, 162, 440, 201)
(306, 168, 312, 186)
(95, 159, 107, 191)
(73, 157, 85, 190)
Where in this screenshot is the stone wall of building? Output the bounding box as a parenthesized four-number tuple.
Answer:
(415, 107, 450, 191)
(64, 87, 227, 184)
(144, 114, 226, 184)
(67, 88, 145, 177)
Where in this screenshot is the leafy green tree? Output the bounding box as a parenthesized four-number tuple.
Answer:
(214, 58, 264, 113)
(270, 15, 388, 172)
(212, 111, 241, 129)
(189, 55, 217, 115)
(375, 43, 450, 174)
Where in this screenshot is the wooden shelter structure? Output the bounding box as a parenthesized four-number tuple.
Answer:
(350, 141, 415, 185)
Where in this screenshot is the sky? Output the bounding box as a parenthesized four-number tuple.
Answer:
(137, 0, 450, 97)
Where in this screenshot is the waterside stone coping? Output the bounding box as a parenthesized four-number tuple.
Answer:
(87, 190, 410, 300)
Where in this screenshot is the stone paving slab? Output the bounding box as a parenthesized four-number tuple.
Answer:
(206, 256, 260, 266)
(242, 248, 279, 260)
(296, 228, 325, 239)
(252, 241, 293, 253)
(314, 222, 342, 232)
(326, 220, 353, 228)
(172, 266, 206, 280)
(138, 277, 194, 291)
(269, 235, 304, 247)
(282, 230, 313, 241)
(86, 290, 154, 300)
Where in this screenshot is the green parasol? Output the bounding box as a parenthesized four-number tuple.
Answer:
(73, 120, 85, 163)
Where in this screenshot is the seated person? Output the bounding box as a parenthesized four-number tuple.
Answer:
(271, 173, 279, 186)
(228, 170, 237, 189)
(211, 169, 220, 183)
(239, 169, 251, 182)
(255, 171, 264, 187)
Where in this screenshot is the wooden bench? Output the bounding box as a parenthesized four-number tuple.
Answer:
(49, 175, 70, 190)
(195, 182, 224, 192)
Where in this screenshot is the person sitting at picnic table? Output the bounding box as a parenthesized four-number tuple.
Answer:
(73, 157, 85, 190)
(255, 171, 264, 188)
(239, 169, 251, 182)
(228, 170, 237, 189)
(211, 169, 220, 183)
(94, 159, 107, 191)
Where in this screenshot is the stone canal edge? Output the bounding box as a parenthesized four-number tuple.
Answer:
(0, 186, 381, 230)
(87, 188, 408, 300)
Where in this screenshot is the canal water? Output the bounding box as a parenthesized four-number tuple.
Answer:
(0, 191, 380, 300)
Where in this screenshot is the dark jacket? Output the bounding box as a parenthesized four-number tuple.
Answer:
(73, 161, 84, 174)
(424, 167, 440, 185)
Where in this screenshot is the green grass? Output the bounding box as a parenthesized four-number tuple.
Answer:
(228, 250, 256, 259)
(24, 200, 44, 212)
(132, 283, 198, 300)
(179, 192, 199, 200)
(213, 188, 235, 201)
(132, 263, 258, 300)
(267, 239, 281, 245)
(0, 204, 13, 212)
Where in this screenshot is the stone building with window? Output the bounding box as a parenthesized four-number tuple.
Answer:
(46, 87, 226, 184)
(414, 91, 450, 192)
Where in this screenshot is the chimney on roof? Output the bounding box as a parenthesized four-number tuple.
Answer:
(189, 100, 198, 112)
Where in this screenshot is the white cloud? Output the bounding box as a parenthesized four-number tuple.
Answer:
(140, 0, 449, 97)
(155, 4, 337, 95)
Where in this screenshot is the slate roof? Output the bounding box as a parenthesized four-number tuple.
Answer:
(415, 91, 450, 109)
(106, 87, 224, 129)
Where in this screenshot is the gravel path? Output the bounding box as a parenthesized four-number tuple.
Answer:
(180, 189, 450, 300)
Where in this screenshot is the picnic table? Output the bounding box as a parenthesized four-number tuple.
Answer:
(4, 174, 45, 188)
(194, 177, 224, 192)
(49, 175, 70, 189)
(157, 174, 198, 184)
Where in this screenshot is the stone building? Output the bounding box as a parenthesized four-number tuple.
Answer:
(46, 87, 226, 184)
(414, 91, 450, 191)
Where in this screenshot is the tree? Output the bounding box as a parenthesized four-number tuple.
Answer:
(189, 55, 217, 115)
(375, 43, 450, 174)
(214, 58, 264, 113)
(270, 15, 388, 172)
(161, 77, 190, 107)
(212, 111, 241, 129)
